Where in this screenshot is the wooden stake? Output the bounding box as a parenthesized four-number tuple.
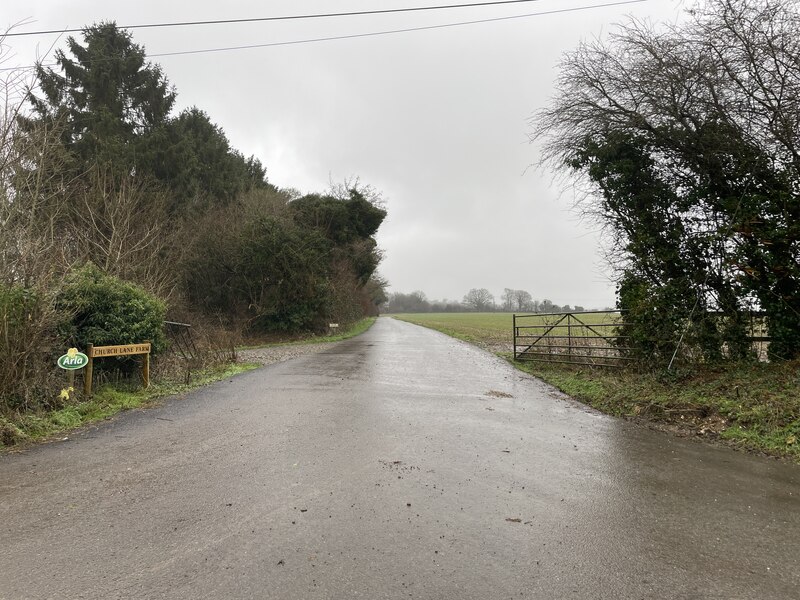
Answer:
(84, 344, 94, 396)
(143, 343, 150, 389)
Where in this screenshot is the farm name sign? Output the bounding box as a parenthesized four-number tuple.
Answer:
(55, 342, 152, 396)
(84, 342, 151, 395)
(90, 343, 151, 358)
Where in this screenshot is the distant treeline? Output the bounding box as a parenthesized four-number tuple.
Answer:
(384, 289, 597, 314)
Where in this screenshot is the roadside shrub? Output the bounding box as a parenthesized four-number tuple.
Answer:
(0, 283, 61, 412)
(56, 264, 167, 353)
(183, 186, 385, 335)
(183, 206, 333, 334)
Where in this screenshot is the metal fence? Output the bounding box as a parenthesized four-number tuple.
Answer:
(513, 310, 772, 368)
(513, 311, 631, 368)
(164, 321, 199, 361)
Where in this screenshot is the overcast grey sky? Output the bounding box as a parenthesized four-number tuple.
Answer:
(4, 0, 685, 308)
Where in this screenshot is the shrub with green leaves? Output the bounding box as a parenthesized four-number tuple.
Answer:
(56, 264, 166, 353)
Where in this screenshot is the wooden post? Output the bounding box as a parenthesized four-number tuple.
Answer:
(84, 344, 94, 396)
(143, 340, 150, 389)
(82, 342, 151, 393)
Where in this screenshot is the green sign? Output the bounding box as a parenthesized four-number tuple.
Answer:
(57, 348, 88, 370)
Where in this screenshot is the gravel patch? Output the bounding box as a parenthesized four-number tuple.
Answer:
(237, 342, 340, 366)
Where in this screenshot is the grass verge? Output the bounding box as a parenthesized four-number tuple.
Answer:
(237, 317, 377, 350)
(1, 362, 259, 451)
(514, 359, 799, 461)
(392, 314, 800, 462)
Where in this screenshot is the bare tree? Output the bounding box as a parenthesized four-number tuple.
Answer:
(328, 175, 386, 209)
(70, 167, 179, 298)
(463, 288, 495, 311)
(512, 289, 533, 311)
(500, 288, 515, 311)
(0, 33, 71, 411)
(501, 288, 534, 311)
(386, 290, 431, 313)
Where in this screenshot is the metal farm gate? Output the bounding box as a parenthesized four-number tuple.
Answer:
(513, 311, 632, 368)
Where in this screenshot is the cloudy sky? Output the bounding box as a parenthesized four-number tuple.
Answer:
(4, 0, 686, 308)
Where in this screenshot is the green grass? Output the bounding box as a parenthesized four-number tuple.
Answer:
(237, 317, 377, 350)
(1, 362, 259, 450)
(392, 313, 800, 461)
(391, 312, 514, 347)
(516, 361, 800, 461)
(391, 312, 620, 350)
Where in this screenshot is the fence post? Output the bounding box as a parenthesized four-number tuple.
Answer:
(513, 314, 517, 360)
(143, 340, 150, 389)
(84, 344, 94, 396)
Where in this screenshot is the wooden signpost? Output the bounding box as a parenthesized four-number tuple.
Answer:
(84, 342, 151, 396)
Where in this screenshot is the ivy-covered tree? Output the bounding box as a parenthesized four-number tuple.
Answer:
(290, 188, 387, 285)
(532, 0, 800, 361)
(184, 186, 387, 333)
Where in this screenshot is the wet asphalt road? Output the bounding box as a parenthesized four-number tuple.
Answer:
(1, 317, 799, 600)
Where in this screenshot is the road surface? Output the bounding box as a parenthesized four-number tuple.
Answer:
(2, 317, 798, 599)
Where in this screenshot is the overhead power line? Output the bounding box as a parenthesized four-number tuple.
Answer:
(8, 0, 583, 37)
(0, 0, 648, 72)
(147, 1, 649, 59)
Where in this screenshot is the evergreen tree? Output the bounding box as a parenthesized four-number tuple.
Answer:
(147, 108, 271, 211)
(27, 22, 175, 171)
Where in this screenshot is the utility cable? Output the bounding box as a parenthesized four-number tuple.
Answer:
(5, 0, 614, 37)
(0, 0, 648, 72)
(149, 0, 647, 60)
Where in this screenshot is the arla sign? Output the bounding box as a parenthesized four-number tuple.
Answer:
(57, 348, 88, 370)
